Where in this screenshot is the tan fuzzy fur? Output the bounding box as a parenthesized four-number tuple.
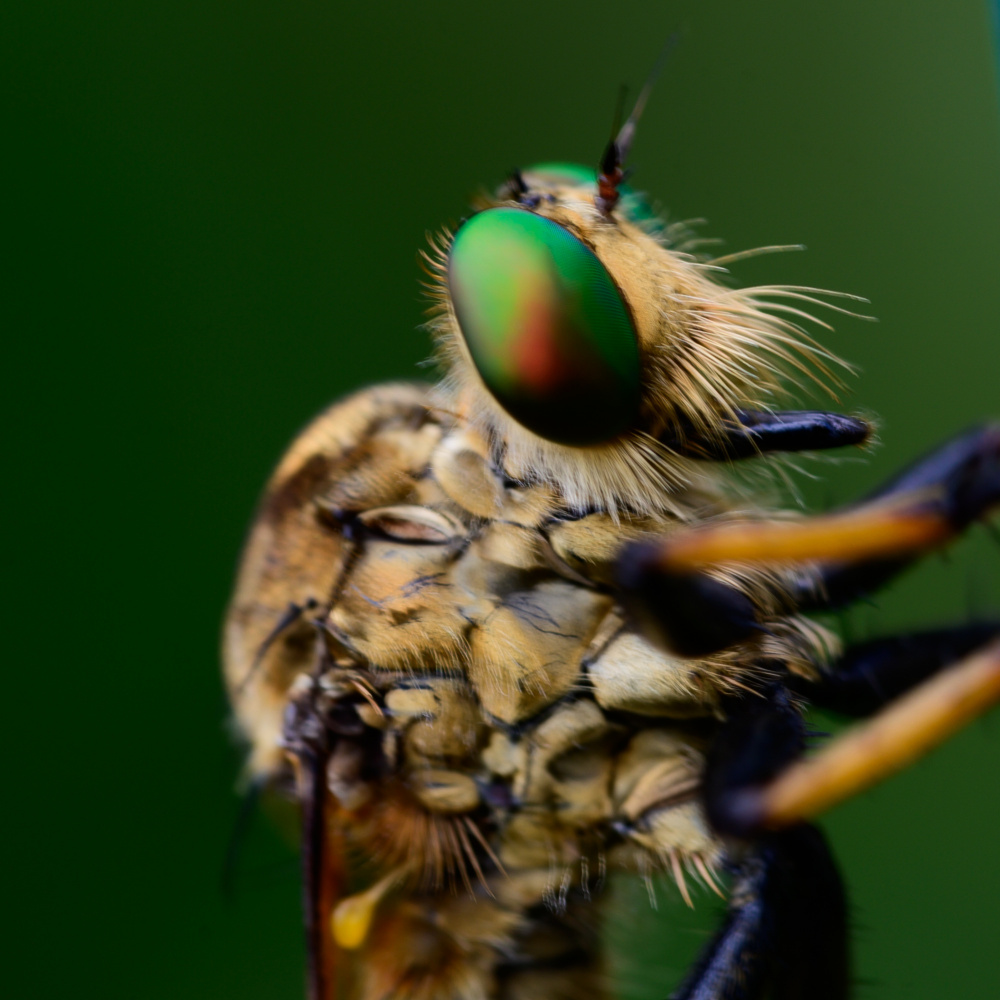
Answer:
(423, 173, 853, 519)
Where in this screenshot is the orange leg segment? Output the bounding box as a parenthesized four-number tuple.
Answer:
(752, 638, 1000, 828)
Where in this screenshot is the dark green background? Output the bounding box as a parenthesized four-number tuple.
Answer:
(7, 2, 1000, 997)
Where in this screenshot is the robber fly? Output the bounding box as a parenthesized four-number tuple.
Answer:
(223, 51, 1000, 1000)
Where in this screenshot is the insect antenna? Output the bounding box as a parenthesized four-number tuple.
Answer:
(220, 773, 266, 900)
(234, 597, 318, 700)
(596, 33, 679, 215)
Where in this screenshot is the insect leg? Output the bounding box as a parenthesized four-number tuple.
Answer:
(797, 423, 1000, 609)
(671, 826, 847, 1000)
(794, 622, 1000, 715)
(220, 774, 266, 900)
(617, 424, 1000, 657)
(742, 637, 1000, 830)
(618, 426, 1000, 830)
(281, 681, 342, 1000)
(673, 687, 849, 1000)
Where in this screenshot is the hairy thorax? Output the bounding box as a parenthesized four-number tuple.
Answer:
(224, 382, 829, 1000)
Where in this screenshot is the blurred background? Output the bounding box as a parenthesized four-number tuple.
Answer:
(6, 1, 1000, 997)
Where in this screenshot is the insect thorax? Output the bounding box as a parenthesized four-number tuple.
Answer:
(224, 361, 831, 998)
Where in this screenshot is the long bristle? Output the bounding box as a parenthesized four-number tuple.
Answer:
(363, 790, 494, 895)
(423, 180, 861, 521)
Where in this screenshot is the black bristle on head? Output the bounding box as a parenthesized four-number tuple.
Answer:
(595, 33, 678, 215)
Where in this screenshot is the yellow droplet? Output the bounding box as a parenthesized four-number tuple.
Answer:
(331, 870, 401, 950)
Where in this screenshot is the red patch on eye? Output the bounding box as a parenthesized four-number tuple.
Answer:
(511, 303, 565, 392)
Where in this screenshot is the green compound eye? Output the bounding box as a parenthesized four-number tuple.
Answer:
(447, 207, 641, 447)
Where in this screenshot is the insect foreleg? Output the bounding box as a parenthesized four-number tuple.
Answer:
(614, 561, 764, 659)
(796, 423, 1000, 609)
(617, 424, 1000, 659)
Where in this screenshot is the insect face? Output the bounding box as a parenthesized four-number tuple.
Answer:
(428, 161, 847, 518)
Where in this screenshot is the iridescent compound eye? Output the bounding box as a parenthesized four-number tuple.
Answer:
(447, 207, 641, 446)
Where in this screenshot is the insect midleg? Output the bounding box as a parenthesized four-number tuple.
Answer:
(755, 638, 1000, 829)
(794, 623, 1000, 716)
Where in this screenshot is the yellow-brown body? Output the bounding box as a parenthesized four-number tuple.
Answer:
(224, 174, 841, 998)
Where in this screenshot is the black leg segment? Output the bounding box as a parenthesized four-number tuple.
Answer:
(793, 622, 1000, 716)
(614, 560, 764, 658)
(798, 424, 1000, 610)
(672, 826, 849, 1000)
(674, 684, 850, 999)
(702, 684, 806, 839)
(659, 409, 871, 461)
